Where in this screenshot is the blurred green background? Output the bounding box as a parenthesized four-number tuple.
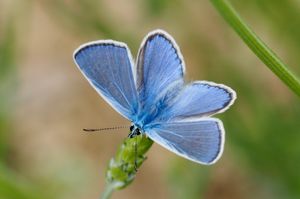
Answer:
(1, 0, 300, 198)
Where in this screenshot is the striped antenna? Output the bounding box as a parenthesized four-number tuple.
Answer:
(83, 126, 129, 132)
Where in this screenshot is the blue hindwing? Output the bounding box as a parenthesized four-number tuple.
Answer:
(145, 118, 224, 164)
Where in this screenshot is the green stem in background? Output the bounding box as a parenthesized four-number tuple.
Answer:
(101, 135, 153, 199)
(210, 0, 300, 97)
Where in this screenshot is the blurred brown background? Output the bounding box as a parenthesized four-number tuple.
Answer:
(1, 0, 300, 199)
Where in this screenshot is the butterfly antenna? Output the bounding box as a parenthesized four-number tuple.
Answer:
(83, 126, 129, 132)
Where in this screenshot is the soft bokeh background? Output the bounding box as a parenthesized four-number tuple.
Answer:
(1, 0, 300, 199)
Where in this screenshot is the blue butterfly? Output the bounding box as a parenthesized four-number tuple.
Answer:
(73, 30, 236, 165)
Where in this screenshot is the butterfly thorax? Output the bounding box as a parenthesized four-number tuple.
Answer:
(135, 79, 184, 127)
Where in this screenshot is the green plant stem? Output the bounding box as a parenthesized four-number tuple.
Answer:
(210, 0, 300, 97)
(101, 135, 153, 199)
(100, 183, 114, 199)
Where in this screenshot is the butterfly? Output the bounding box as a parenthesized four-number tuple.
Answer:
(73, 29, 236, 165)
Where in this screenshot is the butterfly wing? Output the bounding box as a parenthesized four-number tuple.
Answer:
(135, 30, 235, 164)
(157, 81, 236, 121)
(136, 30, 185, 123)
(74, 41, 139, 120)
(145, 118, 224, 164)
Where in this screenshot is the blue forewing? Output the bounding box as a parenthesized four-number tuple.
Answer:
(74, 41, 139, 121)
(135, 31, 185, 125)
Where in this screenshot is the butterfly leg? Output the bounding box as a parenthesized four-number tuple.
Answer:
(128, 126, 142, 171)
(134, 136, 138, 172)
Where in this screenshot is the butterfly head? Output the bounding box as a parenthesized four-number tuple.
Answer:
(128, 124, 142, 138)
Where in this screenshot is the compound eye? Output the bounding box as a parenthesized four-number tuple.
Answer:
(130, 125, 134, 131)
(136, 128, 141, 135)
